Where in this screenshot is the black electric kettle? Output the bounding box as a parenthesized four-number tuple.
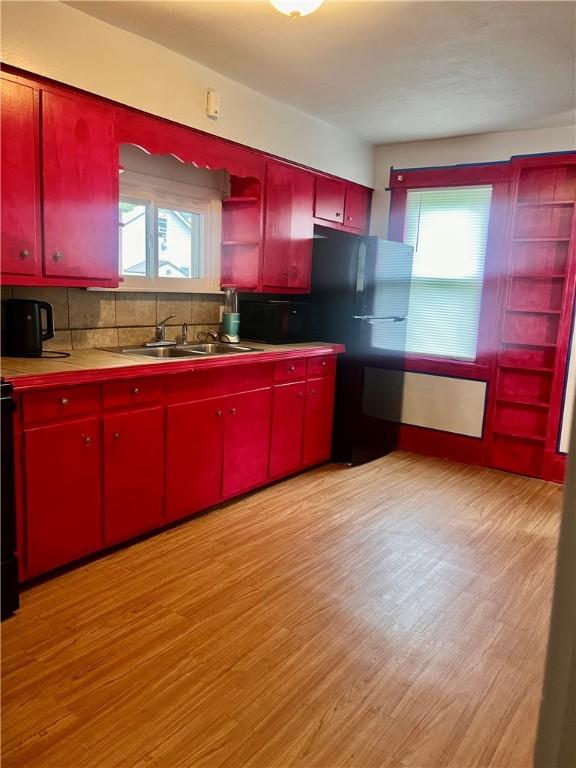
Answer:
(2, 299, 55, 357)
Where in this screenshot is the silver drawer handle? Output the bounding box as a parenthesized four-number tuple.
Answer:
(53, 252, 63, 262)
(131, 387, 140, 395)
(82, 435, 92, 445)
(19, 249, 30, 260)
(230, 407, 237, 416)
(60, 397, 69, 406)
(216, 409, 223, 417)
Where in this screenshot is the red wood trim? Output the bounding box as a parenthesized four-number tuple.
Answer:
(389, 163, 513, 189)
(388, 187, 407, 241)
(398, 424, 485, 465)
(3, 346, 345, 392)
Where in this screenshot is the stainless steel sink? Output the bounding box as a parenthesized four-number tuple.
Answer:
(180, 344, 257, 355)
(113, 343, 258, 358)
(119, 346, 203, 358)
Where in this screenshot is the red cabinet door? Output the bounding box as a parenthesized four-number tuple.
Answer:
(269, 382, 306, 478)
(262, 162, 314, 291)
(1, 79, 40, 277)
(223, 388, 272, 497)
(344, 186, 371, 232)
(24, 417, 102, 577)
(103, 407, 165, 544)
(314, 177, 346, 223)
(165, 398, 225, 521)
(42, 91, 118, 281)
(303, 376, 336, 466)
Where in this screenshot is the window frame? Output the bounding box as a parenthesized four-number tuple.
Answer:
(388, 163, 513, 379)
(118, 170, 222, 293)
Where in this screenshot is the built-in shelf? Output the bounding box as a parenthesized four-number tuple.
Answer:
(222, 197, 259, 204)
(505, 307, 561, 315)
(501, 340, 558, 349)
(493, 430, 547, 443)
(496, 396, 550, 409)
(222, 240, 260, 247)
(510, 273, 566, 280)
(513, 237, 571, 243)
(516, 200, 574, 207)
(499, 364, 554, 374)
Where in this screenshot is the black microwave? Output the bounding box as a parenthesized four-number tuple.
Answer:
(239, 300, 313, 344)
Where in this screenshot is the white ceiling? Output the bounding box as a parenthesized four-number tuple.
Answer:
(67, 1, 576, 145)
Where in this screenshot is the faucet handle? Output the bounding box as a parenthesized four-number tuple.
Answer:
(180, 322, 189, 345)
(157, 313, 176, 328)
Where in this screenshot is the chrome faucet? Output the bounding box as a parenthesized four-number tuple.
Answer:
(197, 329, 219, 343)
(180, 322, 189, 345)
(146, 314, 176, 347)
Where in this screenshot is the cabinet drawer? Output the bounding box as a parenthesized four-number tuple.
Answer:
(103, 378, 162, 410)
(307, 355, 336, 378)
(274, 359, 306, 383)
(22, 385, 100, 426)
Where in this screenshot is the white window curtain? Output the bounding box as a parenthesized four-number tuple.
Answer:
(403, 185, 493, 361)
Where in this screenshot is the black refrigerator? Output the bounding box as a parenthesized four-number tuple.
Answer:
(308, 225, 413, 466)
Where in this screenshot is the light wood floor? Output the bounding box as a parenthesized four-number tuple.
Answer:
(1, 452, 563, 768)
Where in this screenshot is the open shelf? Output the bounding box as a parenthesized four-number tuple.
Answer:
(495, 395, 550, 409)
(492, 430, 546, 443)
(513, 237, 571, 243)
(222, 197, 259, 204)
(502, 340, 558, 349)
(505, 307, 561, 315)
(510, 273, 566, 280)
(516, 200, 574, 207)
(222, 240, 260, 247)
(499, 364, 554, 373)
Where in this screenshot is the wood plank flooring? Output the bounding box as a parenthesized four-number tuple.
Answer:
(1, 452, 563, 768)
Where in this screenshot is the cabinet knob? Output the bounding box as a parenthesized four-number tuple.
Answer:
(113, 432, 120, 440)
(288, 365, 295, 372)
(19, 249, 30, 260)
(53, 252, 63, 262)
(230, 407, 237, 416)
(60, 397, 69, 406)
(216, 409, 223, 417)
(297, 392, 304, 399)
(131, 387, 140, 395)
(347, 216, 353, 222)
(335, 211, 342, 218)
(321, 361, 327, 367)
(83, 435, 92, 445)
(310, 389, 317, 396)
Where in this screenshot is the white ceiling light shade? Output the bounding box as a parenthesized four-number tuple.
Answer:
(269, 0, 324, 18)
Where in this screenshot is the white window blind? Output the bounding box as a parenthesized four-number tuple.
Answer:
(403, 185, 493, 361)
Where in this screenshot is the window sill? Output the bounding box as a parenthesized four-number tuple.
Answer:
(403, 355, 490, 380)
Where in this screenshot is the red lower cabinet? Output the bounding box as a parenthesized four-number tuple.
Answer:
(24, 417, 102, 577)
(166, 398, 225, 521)
(303, 376, 336, 466)
(269, 382, 306, 478)
(223, 388, 273, 497)
(103, 407, 165, 544)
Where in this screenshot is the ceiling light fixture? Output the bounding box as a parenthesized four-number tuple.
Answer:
(269, 0, 324, 18)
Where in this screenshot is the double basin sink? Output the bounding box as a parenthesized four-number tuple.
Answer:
(115, 343, 259, 359)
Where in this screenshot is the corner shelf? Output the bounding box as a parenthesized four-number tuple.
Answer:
(222, 240, 260, 247)
(505, 307, 561, 315)
(513, 237, 571, 243)
(510, 273, 566, 280)
(501, 340, 558, 349)
(498, 364, 554, 374)
(493, 430, 547, 443)
(495, 396, 550, 409)
(516, 200, 574, 207)
(223, 197, 259, 204)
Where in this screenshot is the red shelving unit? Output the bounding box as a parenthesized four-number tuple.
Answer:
(485, 155, 576, 480)
(220, 177, 263, 290)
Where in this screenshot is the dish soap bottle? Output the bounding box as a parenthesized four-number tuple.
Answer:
(222, 288, 240, 343)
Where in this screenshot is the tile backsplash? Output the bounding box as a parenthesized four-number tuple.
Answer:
(1, 287, 223, 351)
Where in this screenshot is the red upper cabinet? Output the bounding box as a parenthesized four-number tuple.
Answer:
(344, 186, 372, 232)
(262, 162, 315, 291)
(41, 91, 119, 282)
(1, 79, 40, 277)
(314, 177, 346, 224)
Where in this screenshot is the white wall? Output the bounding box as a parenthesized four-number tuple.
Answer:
(0, 0, 373, 186)
(369, 126, 575, 442)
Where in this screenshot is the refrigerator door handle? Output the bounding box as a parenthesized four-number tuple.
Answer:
(353, 315, 406, 323)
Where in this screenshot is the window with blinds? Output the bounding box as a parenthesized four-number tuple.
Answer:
(402, 185, 493, 361)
